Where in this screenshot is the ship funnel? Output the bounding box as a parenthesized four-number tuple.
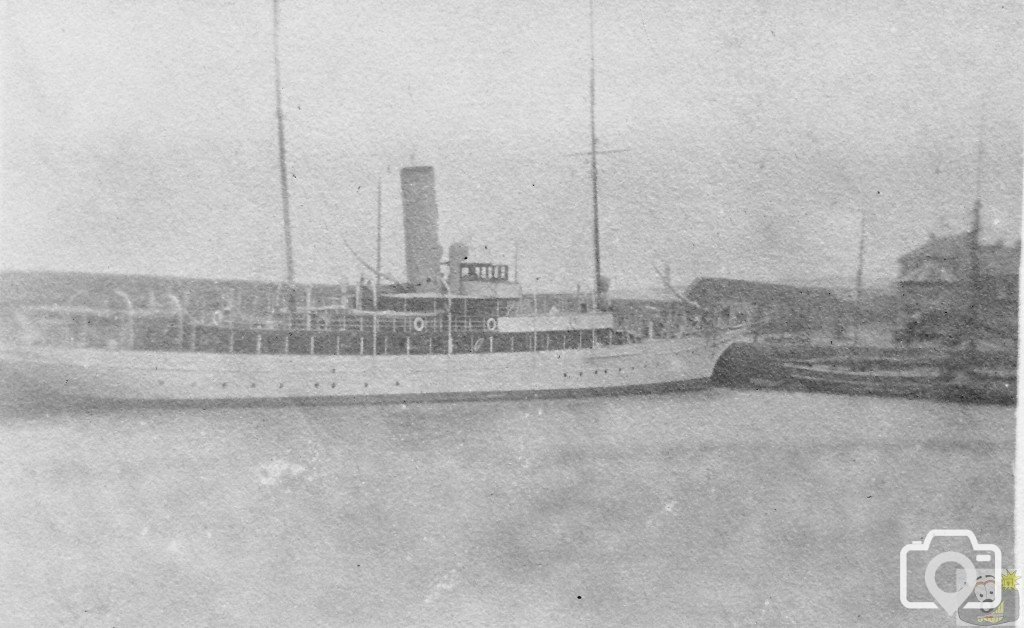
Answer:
(400, 166, 444, 292)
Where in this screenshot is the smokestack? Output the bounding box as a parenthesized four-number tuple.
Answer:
(400, 166, 444, 292)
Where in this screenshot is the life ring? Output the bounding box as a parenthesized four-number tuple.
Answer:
(212, 310, 225, 326)
(486, 317, 497, 332)
(413, 317, 426, 332)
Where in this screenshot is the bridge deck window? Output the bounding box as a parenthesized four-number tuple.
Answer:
(461, 263, 508, 281)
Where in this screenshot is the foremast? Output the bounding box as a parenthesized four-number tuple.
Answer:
(588, 0, 603, 309)
(272, 0, 296, 303)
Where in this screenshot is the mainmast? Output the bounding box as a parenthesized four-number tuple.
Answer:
(589, 0, 602, 306)
(273, 0, 295, 286)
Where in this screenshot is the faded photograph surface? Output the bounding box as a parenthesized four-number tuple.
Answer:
(0, 1, 1019, 625)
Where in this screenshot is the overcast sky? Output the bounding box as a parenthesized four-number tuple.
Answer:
(2, 0, 1021, 292)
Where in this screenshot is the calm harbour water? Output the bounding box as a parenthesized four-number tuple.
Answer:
(0, 389, 1013, 626)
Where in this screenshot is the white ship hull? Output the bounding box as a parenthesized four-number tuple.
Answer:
(0, 335, 737, 406)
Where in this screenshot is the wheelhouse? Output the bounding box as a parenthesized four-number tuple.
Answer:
(459, 263, 509, 282)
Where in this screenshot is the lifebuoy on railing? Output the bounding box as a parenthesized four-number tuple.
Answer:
(212, 310, 225, 326)
(486, 317, 497, 331)
(413, 317, 426, 332)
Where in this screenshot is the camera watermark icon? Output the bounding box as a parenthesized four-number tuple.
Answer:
(900, 530, 1002, 616)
